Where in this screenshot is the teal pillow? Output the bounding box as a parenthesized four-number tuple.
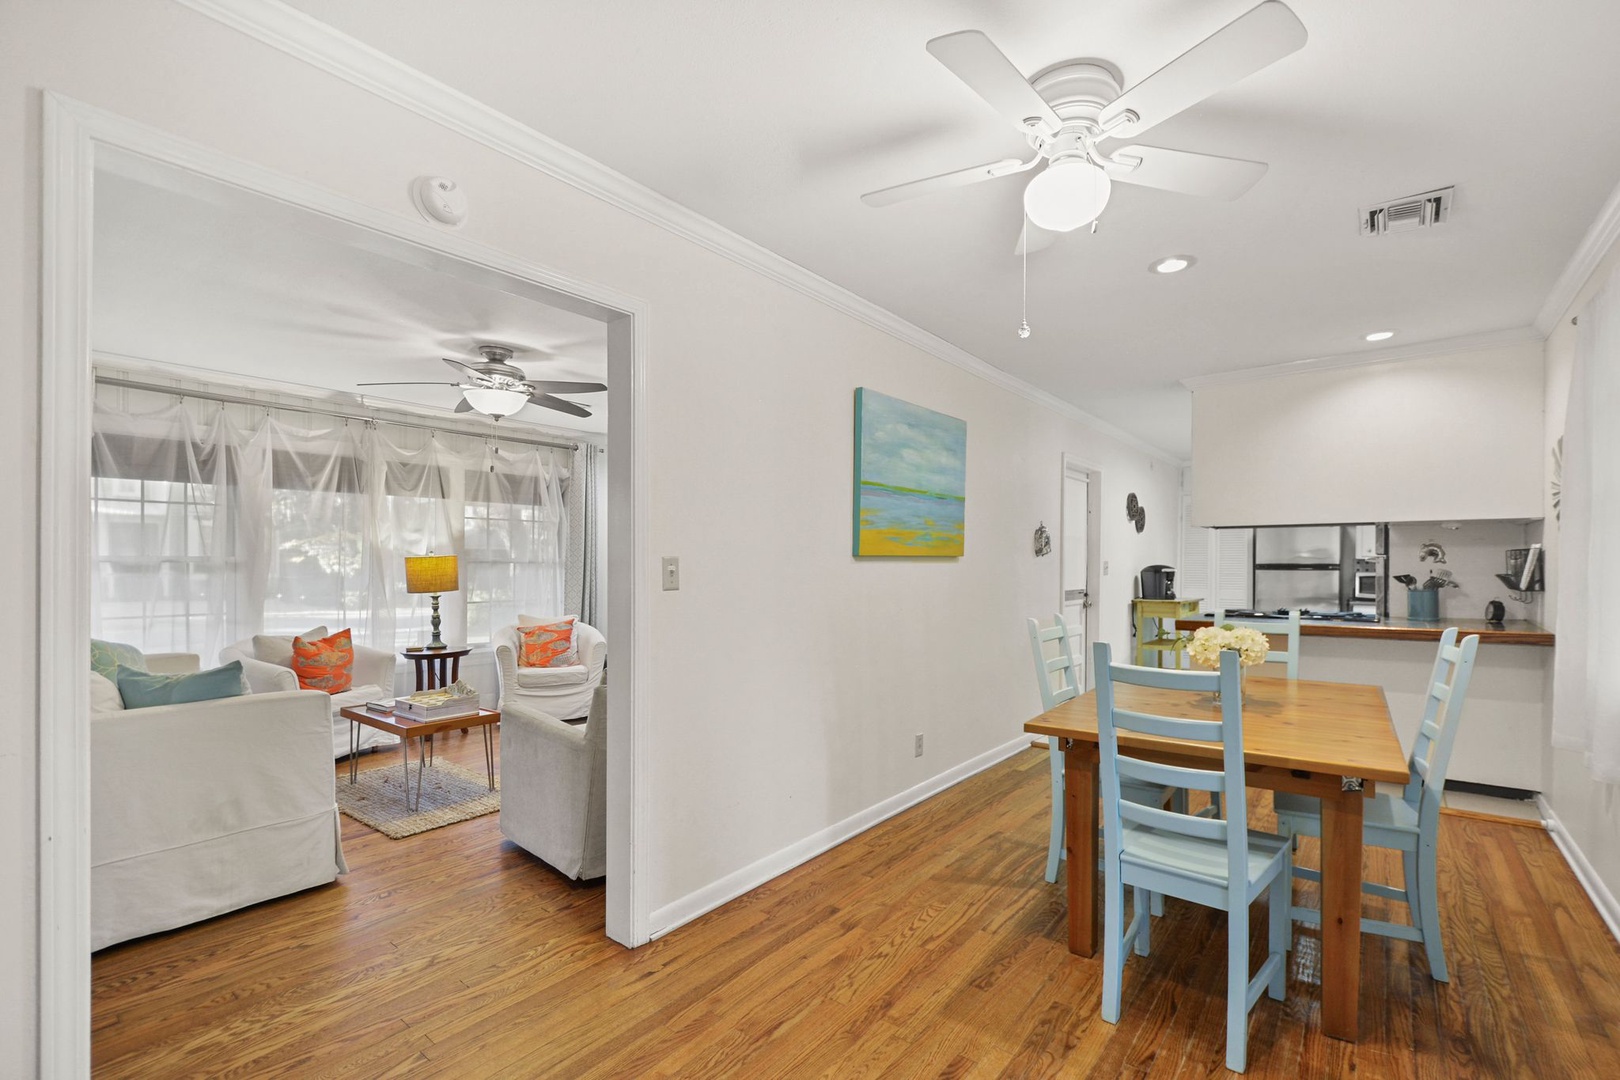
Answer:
(116, 661, 246, 709)
(91, 639, 147, 682)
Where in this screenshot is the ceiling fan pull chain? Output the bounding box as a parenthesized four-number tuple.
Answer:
(1018, 219, 1031, 338)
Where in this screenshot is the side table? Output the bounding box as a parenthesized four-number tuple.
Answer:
(402, 646, 472, 691)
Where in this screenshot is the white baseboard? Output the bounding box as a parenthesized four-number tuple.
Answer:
(647, 735, 1032, 938)
(1536, 795, 1620, 944)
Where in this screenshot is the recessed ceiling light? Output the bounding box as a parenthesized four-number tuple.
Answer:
(1364, 330, 1396, 342)
(1150, 255, 1196, 274)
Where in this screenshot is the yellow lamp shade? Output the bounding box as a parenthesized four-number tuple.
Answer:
(404, 554, 459, 594)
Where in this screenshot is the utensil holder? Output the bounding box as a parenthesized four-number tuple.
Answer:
(1407, 588, 1440, 621)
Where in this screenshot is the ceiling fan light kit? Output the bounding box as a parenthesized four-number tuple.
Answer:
(862, 2, 1307, 252)
(1023, 158, 1112, 232)
(460, 386, 530, 417)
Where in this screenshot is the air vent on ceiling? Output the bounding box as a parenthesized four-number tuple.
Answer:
(1360, 186, 1453, 236)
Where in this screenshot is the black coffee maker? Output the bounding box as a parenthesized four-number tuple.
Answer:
(1140, 564, 1177, 600)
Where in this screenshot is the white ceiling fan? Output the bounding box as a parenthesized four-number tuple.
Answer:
(358, 344, 607, 419)
(861, 2, 1307, 253)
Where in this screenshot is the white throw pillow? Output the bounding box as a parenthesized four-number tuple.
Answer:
(90, 671, 125, 713)
(252, 626, 328, 669)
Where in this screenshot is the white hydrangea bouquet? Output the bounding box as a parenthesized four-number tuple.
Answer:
(1186, 624, 1271, 671)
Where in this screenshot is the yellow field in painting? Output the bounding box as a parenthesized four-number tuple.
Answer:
(857, 508, 965, 556)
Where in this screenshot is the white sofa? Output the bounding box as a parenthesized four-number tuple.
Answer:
(500, 684, 607, 880)
(220, 632, 399, 757)
(492, 619, 607, 722)
(92, 652, 347, 950)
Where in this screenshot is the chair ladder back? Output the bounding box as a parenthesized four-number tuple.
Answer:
(1217, 609, 1301, 679)
(1414, 632, 1480, 818)
(1027, 615, 1082, 709)
(1093, 642, 1248, 879)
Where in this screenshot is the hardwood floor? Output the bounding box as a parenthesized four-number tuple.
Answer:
(92, 740, 1620, 1077)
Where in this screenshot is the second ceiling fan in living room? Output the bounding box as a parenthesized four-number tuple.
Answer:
(359, 343, 607, 419)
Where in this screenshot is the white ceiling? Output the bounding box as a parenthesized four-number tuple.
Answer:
(274, 0, 1620, 458)
(91, 155, 610, 434)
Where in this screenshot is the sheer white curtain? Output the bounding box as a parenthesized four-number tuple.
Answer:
(1553, 275, 1620, 781)
(92, 382, 570, 657)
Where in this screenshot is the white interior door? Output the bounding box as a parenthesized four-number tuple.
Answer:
(1062, 472, 1089, 686)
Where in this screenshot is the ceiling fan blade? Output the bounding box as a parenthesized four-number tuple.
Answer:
(355, 381, 459, 387)
(862, 156, 1032, 207)
(530, 380, 608, 394)
(925, 31, 1062, 135)
(1099, 1, 1307, 138)
(1014, 219, 1059, 255)
(454, 398, 474, 413)
(529, 392, 593, 418)
(442, 357, 487, 381)
(1105, 145, 1268, 200)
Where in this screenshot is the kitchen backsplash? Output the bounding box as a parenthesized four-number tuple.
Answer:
(1387, 521, 1544, 623)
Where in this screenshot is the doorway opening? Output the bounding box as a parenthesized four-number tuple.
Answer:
(39, 94, 650, 1070)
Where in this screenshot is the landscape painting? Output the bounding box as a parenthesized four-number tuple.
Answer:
(853, 388, 967, 557)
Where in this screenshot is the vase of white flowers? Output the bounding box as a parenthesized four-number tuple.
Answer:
(1186, 624, 1272, 700)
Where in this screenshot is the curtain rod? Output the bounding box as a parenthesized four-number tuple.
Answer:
(93, 375, 581, 452)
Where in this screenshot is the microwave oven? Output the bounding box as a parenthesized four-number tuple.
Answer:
(1353, 570, 1379, 601)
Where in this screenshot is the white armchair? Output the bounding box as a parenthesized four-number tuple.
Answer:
(500, 684, 607, 880)
(220, 631, 399, 757)
(492, 619, 606, 722)
(92, 652, 346, 949)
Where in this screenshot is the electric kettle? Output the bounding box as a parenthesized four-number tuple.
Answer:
(1485, 600, 1506, 624)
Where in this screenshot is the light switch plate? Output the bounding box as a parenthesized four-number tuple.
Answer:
(662, 556, 680, 591)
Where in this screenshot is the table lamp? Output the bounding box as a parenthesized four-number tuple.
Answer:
(404, 553, 459, 650)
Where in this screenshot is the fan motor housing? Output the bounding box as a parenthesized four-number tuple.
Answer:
(1030, 60, 1124, 123)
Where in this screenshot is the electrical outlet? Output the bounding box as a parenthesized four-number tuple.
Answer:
(914, 734, 924, 758)
(661, 556, 680, 591)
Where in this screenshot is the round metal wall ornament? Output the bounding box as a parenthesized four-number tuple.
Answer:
(1033, 522, 1052, 557)
(1133, 506, 1146, 533)
(1125, 492, 1139, 518)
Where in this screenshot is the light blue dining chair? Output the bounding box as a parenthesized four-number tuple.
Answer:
(1216, 609, 1302, 679)
(1204, 610, 1302, 819)
(1093, 643, 1291, 1074)
(1273, 627, 1480, 982)
(1027, 615, 1174, 890)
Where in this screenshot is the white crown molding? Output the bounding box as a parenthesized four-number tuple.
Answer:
(173, 0, 1182, 466)
(1178, 325, 1545, 391)
(1535, 176, 1620, 334)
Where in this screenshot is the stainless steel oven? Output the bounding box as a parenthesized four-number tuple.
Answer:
(1353, 569, 1379, 601)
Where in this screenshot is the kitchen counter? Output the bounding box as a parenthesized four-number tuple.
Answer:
(1176, 615, 1553, 647)
(1168, 612, 1552, 791)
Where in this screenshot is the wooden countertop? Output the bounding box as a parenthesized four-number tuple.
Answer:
(1174, 615, 1554, 646)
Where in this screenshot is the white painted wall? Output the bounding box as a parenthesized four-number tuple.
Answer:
(0, 1, 1182, 1067)
(1190, 341, 1546, 526)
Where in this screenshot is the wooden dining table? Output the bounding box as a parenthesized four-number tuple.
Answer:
(1025, 674, 1411, 1042)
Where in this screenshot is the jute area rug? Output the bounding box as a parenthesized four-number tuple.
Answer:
(337, 759, 500, 839)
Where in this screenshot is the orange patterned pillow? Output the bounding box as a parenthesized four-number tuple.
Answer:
(517, 617, 578, 668)
(291, 628, 355, 693)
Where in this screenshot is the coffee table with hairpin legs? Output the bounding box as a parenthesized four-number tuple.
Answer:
(340, 705, 499, 812)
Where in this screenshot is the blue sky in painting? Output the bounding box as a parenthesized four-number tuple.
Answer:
(859, 390, 967, 497)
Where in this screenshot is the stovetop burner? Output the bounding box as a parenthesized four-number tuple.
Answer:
(1220, 609, 1380, 623)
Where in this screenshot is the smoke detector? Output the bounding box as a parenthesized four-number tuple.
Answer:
(1360, 186, 1453, 236)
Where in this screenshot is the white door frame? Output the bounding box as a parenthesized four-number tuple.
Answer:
(38, 93, 653, 1077)
(1061, 454, 1103, 690)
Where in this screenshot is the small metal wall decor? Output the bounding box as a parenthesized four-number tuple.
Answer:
(1033, 522, 1052, 557)
(1418, 540, 1447, 564)
(1125, 492, 1146, 533)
